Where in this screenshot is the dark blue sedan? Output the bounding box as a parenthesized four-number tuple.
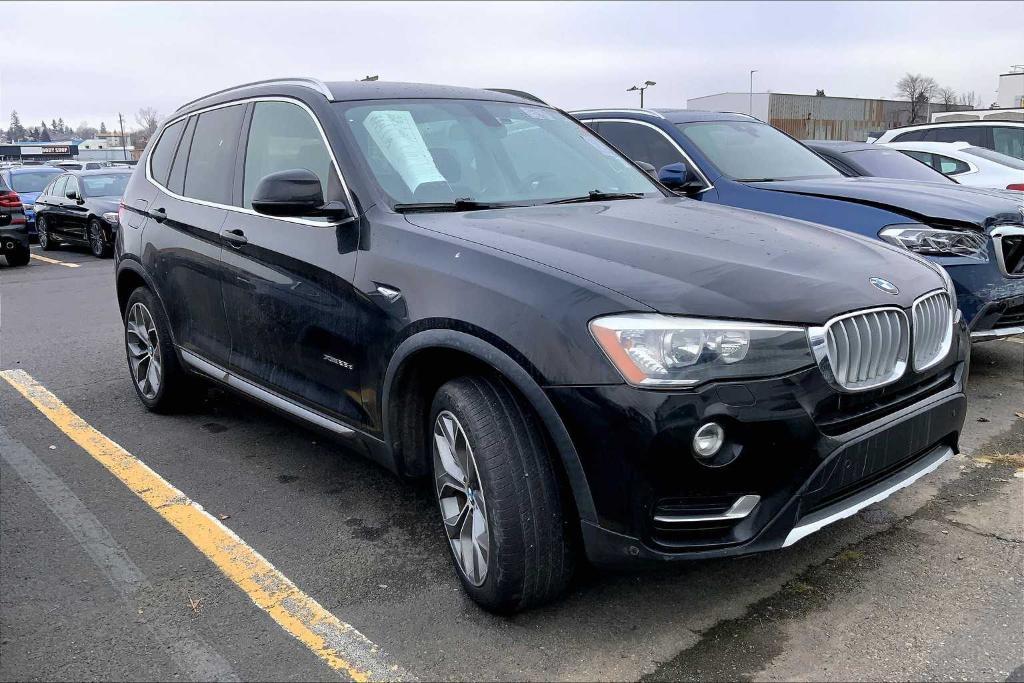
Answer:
(0, 165, 64, 238)
(573, 108, 1024, 340)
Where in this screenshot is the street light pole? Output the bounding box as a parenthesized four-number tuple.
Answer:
(749, 70, 758, 115)
(118, 113, 128, 161)
(626, 80, 657, 108)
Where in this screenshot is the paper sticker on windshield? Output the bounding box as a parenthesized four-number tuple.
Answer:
(363, 110, 446, 191)
(520, 106, 557, 121)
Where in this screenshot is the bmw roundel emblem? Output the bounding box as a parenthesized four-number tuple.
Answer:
(870, 277, 899, 295)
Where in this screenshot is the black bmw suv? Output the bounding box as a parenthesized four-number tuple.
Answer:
(116, 79, 968, 612)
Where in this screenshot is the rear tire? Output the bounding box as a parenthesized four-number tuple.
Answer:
(123, 286, 190, 413)
(430, 375, 574, 613)
(5, 246, 30, 267)
(37, 216, 57, 250)
(88, 219, 112, 258)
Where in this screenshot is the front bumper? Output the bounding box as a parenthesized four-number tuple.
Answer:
(548, 323, 969, 566)
(939, 257, 1024, 339)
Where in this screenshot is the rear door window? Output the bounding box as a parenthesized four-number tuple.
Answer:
(935, 154, 970, 175)
(149, 119, 185, 186)
(893, 129, 929, 142)
(183, 105, 245, 204)
(930, 126, 986, 146)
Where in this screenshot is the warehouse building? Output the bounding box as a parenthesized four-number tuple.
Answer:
(0, 141, 79, 162)
(686, 92, 969, 141)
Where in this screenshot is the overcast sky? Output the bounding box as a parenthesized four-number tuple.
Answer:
(1, 1, 1020, 134)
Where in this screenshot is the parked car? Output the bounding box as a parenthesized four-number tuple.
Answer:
(870, 120, 1024, 160)
(34, 169, 130, 257)
(573, 109, 1024, 340)
(0, 173, 30, 266)
(116, 79, 969, 612)
(805, 140, 956, 184)
(0, 165, 63, 238)
(53, 160, 108, 171)
(877, 141, 1024, 190)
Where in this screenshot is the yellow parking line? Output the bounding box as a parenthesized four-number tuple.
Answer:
(30, 253, 80, 268)
(0, 369, 411, 683)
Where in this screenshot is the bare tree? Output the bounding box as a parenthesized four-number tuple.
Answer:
(75, 121, 98, 139)
(135, 107, 161, 137)
(936, 86, 958, 108)
(895, 73, 938, 123)
(958, 91, 978, 109)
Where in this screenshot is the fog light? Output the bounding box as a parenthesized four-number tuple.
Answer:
(692, 422, 725, 459)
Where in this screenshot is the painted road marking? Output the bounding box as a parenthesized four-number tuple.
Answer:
(30, 253, 80, 268)
(0, 426, 240, 682)
(0, 369, 412, 682)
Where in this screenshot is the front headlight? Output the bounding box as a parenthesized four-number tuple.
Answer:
(102, 211, 119, 225)
(879, 225, 987, 260)
(589, 314, 814, 387)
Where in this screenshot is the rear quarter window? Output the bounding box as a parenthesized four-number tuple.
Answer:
(150, 119, 185, 186)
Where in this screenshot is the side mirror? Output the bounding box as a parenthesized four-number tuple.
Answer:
(65, 188, 82, 202)
(635, 161, 657, 177)
(251, 169, 351, 221)
(658, 162, 704, 193)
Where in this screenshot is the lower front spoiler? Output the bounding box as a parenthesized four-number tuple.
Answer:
(582, 390, 965, 567)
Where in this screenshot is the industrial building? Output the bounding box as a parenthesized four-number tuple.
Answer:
(0, 140, 79, 162)
(686, 91, 968, 141)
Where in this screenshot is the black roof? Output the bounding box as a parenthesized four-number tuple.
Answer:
(803, 140, 877, 153)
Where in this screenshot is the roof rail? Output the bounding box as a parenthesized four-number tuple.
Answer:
(175, 77, 333, 112)
(485, 88, 548, 105)
(569, 108, 666, 119)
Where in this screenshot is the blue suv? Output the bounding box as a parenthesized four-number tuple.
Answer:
(0, 165, 63, 238)
(573, 109, 1024, 340)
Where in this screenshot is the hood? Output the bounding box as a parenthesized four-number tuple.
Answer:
(746, 177, 1024, 230)
(404, 197, 945, 325)
(86, 197, 120, 214)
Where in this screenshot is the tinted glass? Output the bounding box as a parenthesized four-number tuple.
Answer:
(81, 174, 131, 197)
(935, 154, 970, 175)
(167, 116, 196, 195)
(677, 121, 840, 181)
(10, 169, 62, 193)
(961, 145, 1024, 170)
(596, 121, 687, 172)
(992, 127, 1024, 160)
(150, 119, 185, 186)
(50, 176, 68, 198)
(844, 148, 951, 182)
(930, 126, 986, 146)
(242, 101, 341, 210)
(338, 99, 658, 205)
(902, 150, 934, 166)
(183, 105, 244, 204)
(893, 130, 929, 142)
(64, 176, 81, 197)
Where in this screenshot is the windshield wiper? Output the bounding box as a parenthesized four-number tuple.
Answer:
(547, 190, 646, 205)
(393, 198, 521, 213)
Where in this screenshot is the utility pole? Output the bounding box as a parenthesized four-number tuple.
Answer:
(118, 113, 128, 160)
(749, 70, 759, 115)
(627, 80, 656, 108)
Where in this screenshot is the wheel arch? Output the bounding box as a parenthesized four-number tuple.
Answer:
(382, 328, 598, 524)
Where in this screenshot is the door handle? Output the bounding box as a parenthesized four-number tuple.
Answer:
(220, 228, 248, 247)
(150, 207, 167, 223)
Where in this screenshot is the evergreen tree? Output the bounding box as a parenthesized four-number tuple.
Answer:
(39, 122, 52, 142)
(99, 121, 108, 134)
(8, 110, 25, 141)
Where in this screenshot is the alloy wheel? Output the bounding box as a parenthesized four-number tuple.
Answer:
(37, 218, 48, 248)
(125, 302, 162, 400)
(89, 221, 104, 256)
(433, 410, 490, 586)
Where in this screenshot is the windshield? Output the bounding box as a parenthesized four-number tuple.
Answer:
(961, 146, 1024, 170)
(10, 170, 62, 193)
(844, 148, 952, 182)
(81, 174, 130, 197)
(676, 121, 841, 181)
(336, 99, 659, 206)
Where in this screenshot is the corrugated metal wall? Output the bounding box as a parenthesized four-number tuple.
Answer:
(768, 94, 966, 141)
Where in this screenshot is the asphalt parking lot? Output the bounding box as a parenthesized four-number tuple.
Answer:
(1, 246, 1022, 682)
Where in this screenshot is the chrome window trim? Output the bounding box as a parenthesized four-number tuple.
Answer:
(911, 289, 954, 372)
(991, 225, 1024, 278)
(570, 108, 666, 119)
(146, 96, 355, 228)
(581, 117, 714, 192)
(808, 305, 910, 393)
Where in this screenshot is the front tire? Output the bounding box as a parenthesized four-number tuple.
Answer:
(124, 287, 189, 412)
(37, 216, 56, 250)
(430, 375, 574, 613)
(88, 219, 112, 258)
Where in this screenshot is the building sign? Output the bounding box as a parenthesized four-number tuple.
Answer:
(41, 146, 71, 155)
